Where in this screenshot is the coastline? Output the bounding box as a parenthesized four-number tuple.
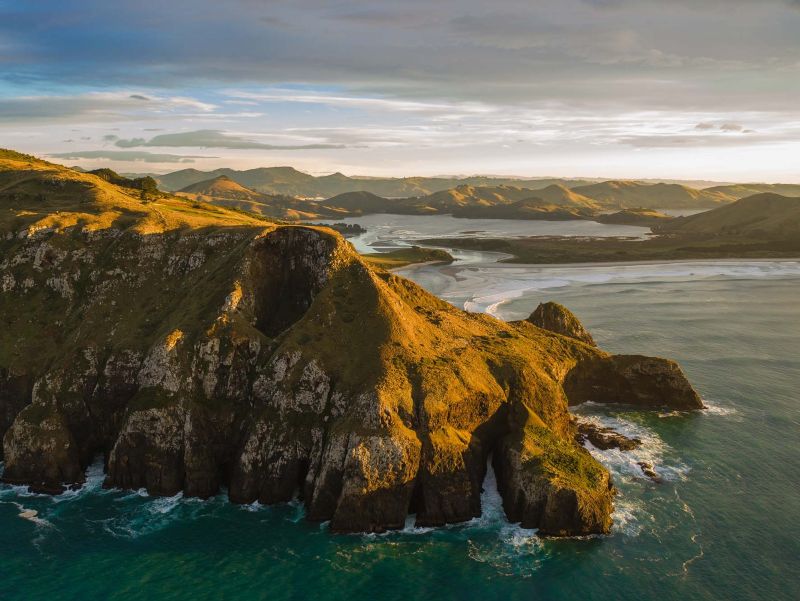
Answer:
(418, 234, 800, 265)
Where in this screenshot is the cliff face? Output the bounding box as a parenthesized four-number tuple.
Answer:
(0, 151, 703, 536)
(0, 224, 702, 535)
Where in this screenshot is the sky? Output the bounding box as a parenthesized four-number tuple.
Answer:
(1, 0, 799, 182)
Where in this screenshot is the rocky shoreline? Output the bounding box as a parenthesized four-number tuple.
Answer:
(0, 155, 703, 536)
(0, 227, 702, 535)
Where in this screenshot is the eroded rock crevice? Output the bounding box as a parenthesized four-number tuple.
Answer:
(251, 227, 342, 337)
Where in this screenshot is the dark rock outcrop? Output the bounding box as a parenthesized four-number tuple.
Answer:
(563, 355, 703, 410)
(575, 420, 642, 451)
(637, 462, 662, 483)
(0, 368, 33, 461)
(495, 426, 614, 536)
(527, 302, 596, 346)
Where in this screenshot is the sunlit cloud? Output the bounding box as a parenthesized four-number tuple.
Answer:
(0, 0, 798, 180)
(49, 150, 210, 163)
(114, 129, 345, 150)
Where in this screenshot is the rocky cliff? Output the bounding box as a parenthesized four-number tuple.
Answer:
(0, 150, 703, 536)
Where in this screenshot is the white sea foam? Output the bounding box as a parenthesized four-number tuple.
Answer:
(572, 409, 690, 484)
(99, 491, 192, 539)
(398, 515, 435, 535)
(463, 459, 548, 576)
(701, 399, 739, 417)
(149, 492, 184, 514)
(611, 495, 646, 538)
(0, 498, 54, 530)
(240, 500, 264, 512)
(571, 406, 694, 538)
(52, 459, 106, 503)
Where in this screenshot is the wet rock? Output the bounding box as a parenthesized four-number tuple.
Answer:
(575, 420, 642, 451)
(2, 405, 83, 493)
(637, 461, 663, 483)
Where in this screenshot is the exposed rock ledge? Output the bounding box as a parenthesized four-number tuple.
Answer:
(0, 224, 702, 536)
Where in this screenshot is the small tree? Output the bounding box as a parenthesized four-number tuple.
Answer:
(137, 176, 158, 194)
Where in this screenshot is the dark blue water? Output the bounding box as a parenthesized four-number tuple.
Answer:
(2, 260, 799, 601)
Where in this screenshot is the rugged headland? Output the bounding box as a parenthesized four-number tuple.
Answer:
(1, 150, 702, 536)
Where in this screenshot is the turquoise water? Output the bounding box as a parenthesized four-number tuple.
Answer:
(2, 258, 799, 600)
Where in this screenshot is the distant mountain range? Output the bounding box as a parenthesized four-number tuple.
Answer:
(135, 165, 800, 216)
(173, 175, 751, 222)
(570, 181, 732, 210)
(152, 167, 596, 197)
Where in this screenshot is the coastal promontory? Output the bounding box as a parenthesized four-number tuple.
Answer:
(0, 150, 702, 536)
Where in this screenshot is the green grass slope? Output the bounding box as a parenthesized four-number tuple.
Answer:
(655, 193, 800, 238)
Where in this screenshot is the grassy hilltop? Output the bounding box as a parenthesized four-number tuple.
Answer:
(0, 149, 273, 235)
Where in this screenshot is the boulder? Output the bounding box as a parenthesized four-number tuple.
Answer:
(575, 420, 642, 451)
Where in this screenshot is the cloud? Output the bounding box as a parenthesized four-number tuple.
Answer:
(0, 92, 216, 123)
(695, 122, 747, 132)
(618, 130, 780, 148)
(50, 150, 207, 163)
(114, 129, 345, 150)
(1, 1, 799, 181)
(225, 90, 494, 116)
(1, 0, 798, 114)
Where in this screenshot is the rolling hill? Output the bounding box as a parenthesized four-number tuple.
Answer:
(321, 191, 401, 214)
(523, 184, 599, 209)
(146, 164, 798, 212)
(595, 208, 673, 227)
(451, 199, 593, 221)
(176, 174, 348, 221)
(572, 181, 733, 209)
(414, 185, 538, 210)
(704, 183, 800, 200)
(424, 193, 800, 264)
(0, 150, 270, 235)
(179, 175, 265, 201)
(654, 193, 800, 238)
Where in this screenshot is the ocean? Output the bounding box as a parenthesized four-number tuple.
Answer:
(2, 216, 798, 601)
